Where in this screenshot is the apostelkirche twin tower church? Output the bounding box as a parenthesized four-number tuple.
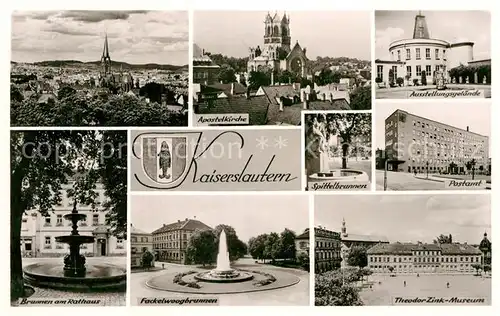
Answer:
(247, 12, 310, 77)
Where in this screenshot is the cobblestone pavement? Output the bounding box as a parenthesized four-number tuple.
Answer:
(360, 274, 491, 306)
(131, 257, 310, 306)
(15, 256, 126, 306)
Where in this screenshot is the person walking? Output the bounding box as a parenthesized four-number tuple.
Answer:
(404, 280, 406, 287)
(447, 282, 450, 288)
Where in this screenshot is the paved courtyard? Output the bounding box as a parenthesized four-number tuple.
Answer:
(375, 171, 490, 191)
(131, 257, 310, 306)
(14, 256, 126, 306)
(328, 159, 372, 181)
(360, 274, 491, 306)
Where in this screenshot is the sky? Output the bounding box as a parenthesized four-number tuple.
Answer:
(11, 11, 188, 65)
(375, 10, 491, 60)
(375, 102, 492, 155)
(194, 11, 371, 60)
(131, 195, 309, 243)
(315, 194, 491, 244)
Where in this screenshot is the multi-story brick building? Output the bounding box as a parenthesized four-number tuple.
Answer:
(367, 242, 483, 274)
(152, 218, 212, 264)
(384, 109, 489, 173)
(314, 227, 342, 273)
(20, 182, 126, 257)
(131, 224, 154, 268)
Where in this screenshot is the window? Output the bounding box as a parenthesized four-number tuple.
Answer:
(57, 214, 63, 226)
(416, 48, 421, 60)
(397, 50, 401, 61)
(44, 236, 51, 248)
(93, 214, 99, 226)
(377, 65, 383, 80)
(407, 65, 412, 78)
(45, 216, 51, 226)
(406, 48, 411, 60)
(426, 65, 431, 75)
(416, 66, 422, 77)
(425, 48, 431, 59)
(443, 50, 446, 60)
(435, 49, 439, 59)
(392, 66, 398, 81)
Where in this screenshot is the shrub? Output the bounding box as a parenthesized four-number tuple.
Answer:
(186, 282, 201, 289)
(396, 77, 404, 87)
(413, 79, 419, 86)
(421, 70, 427, 85)
(375, 77, 382, 83)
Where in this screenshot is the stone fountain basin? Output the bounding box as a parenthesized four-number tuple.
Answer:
(195, 269, 254, 283)
(63, 213, 87, 221)
(24, 263, 126, 292)
(55, 235, 95, 244)
(308, 169, 368, 181)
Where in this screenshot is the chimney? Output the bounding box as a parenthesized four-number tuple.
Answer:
(467, 126, 469, 132)
(231, 82, 235, 95)
(271, 72, 274, 86)
(279, 98, 284, 112)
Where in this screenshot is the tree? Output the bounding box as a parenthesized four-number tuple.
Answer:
(360, 267, 372, 283)
(483, 264, 491, 275)
(315, 271, 363, 306)
(316, 68, 341, 86)
(185, 229, 217, 266)
(471, 264, 482, 276)
(141, 250, 154, 269)
(10, 130, 127, 301)
(11, 85, 24, 102)
(248, 234, 268, 262)
(388, 69, 394, 86)
(396, 77, 404, 87)
(279, 228, 297, 261)
(349, 86, 371, 110)
(264, 232, 281, 263)
(57, 86, 77, 100)
(139, 82, 164, 104)
(347, 246, 368, 268)
(433, 234, 452, 244)
(305, 113, 371, 169)
(11, 93, 187, 127)
(297, 252, 310, 271)
(213, 224, 247, 261)
(217, 65, 237, 84)
(248, 70, 271, 90)
(276, 70, 297, 84)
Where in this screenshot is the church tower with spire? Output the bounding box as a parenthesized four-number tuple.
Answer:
(101, 33, 112, 75)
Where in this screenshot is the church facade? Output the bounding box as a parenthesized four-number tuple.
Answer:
(98, 34, 135, 93)
(247, 12, 309, 77)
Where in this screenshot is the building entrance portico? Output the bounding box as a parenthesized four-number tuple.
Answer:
(93, 225, 109, 257)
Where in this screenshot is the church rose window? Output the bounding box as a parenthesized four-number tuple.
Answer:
(291, 58, 302, 74)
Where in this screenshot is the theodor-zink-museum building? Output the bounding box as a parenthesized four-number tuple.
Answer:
(375, 11, 489, 86)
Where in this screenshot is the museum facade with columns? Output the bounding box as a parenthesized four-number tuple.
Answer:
(375, 11, 488, 86)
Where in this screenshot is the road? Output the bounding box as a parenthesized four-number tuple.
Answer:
(131, 257, 310, 306)
(376, 170, 446, 191)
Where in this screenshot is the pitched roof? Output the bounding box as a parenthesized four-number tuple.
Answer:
(152, 219, 212, 235)
(367, 242, 482, 255)
(131, 225, 150, 235)
(259, 85, 300, 105)
(207, 82, 247, 95)
(342, 233, 389, 243)
(296, 229, 310, 240)
(266, 99, 350, 125)
(195, 95, 270, 125)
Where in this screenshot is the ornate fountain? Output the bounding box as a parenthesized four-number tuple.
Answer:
(23, 208, 126, 292)
(56, 209, 95, 277)
(195, 230, 253, 283)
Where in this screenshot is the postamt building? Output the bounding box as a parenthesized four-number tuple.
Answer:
(375, 11, 482, 85)
(384, 109, 489, 173)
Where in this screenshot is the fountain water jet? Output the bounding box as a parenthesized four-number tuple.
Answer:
(194, 230, 253, 283)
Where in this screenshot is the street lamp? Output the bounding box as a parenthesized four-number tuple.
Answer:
(471, 159, 476, 180)
(426, 161, 429, 179)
